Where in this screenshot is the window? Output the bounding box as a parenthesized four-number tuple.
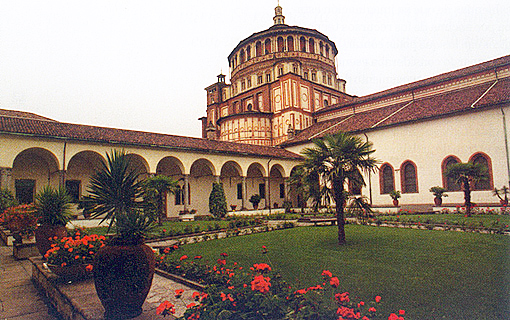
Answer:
(15, 179, 35, 204)
(256, 41, 262, 56)
(311, 72, 317, 81)
(401, 161, 418, 193)
(319, 42, 324, 56)
(304, 72, 308, 80)
(471, 153, 492, 190)
(287, 36, 294, 51)
(328, 76, 332, 85)
(278, 67, 283, 77)
(266, 73, 271, 82)
(380, 164, 394, 194)
(247, 79, 251, 88)
(279, 183, 285, 198)
(300, 37, 306, 52)
(258, 75, 263, 84)
(443, 156, 461, 191)
(65, 180, 81, 202)
(241, 81, 246, 90)
(259, 183, 266, 199)
(323, 74, 326, 83)
(240, 49, 245, 63)
(293, 65, 298, 74)
(175, 186, 184, 205)
(247, 103, 253, 111)
(309, 38, 315, 54)
(264, 39, 271, 54)
(277, 37, 284, 52)
(246, 45, 251, 60)
(324, 100, 329, 107)
(237, 183, 243, 199)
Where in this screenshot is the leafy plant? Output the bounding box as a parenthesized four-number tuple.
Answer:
(389, 190, 401, 200)
(3, 204, 38, 239)
(493, 186, 509, 204)
(143, 175, 178, 225)
(444, 162, 488, 216)
(34, 186, 72, 226)
(429, 186, 447, 199)
(249, 194, 261, 208)
(0, 188, 18, 215)
(209, 182, 228, 219)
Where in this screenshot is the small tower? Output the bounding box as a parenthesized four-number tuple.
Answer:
(273, 3, 285, 25)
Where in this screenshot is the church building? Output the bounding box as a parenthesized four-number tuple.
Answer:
(0, 5, 508, 216)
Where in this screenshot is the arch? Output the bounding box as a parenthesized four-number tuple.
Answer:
(256, 41, 262, 56)
(400, 160, 418, 193)
(277, 36, 284, 52)
(246, 45, 251, 60)
(309, 38, 315, 54)
(379, 163, 395, 194)
(247, 162, 266, 177)
(469, 152, 493, 190)
(156, 156, 184, 177)
(190, 158, 216, 177)
(220, 161, 243, 178)
(264, 38, 271, 54)
(270, 164, 285, 178)
(287, 36, 294, 51)
(442, 155, 461, 191)
(66, 150, 105, 202)
(12, 148, 60, 203)
(300, 37, 306, 52)
(124, 153, 150, 180)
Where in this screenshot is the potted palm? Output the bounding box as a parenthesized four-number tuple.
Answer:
(34, 186, 72, 257)
(249, 194, 262, 210)
(429, 186, 448, 206)
(84, 150, 156, 319)
(389, 190, 401, 207)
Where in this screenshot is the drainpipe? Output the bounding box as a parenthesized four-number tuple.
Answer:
(501, 107, 510, 189)
(363, 133, 373, 204)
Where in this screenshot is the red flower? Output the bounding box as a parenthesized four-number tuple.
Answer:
(156, 300, 175, 316)
(194, 255, 202, 259)
(220, 252, 228, 257)
(399, 310, 405, 315)
(375, 295, 382, 303)
(330, 276, 340, 287)
(253, 263, 271, 272)
(369, 307, 377, 312)
(85, 264, 93, 272)
(186, 302, 196, 308)
(175, 289, 184, 298)
(217, 259, 226, 265)
(321, 270, 333, 278)
(251, 275, 271, 293)
(163, 247, 170, 254)
(180, 255, 188, 261)
(335, 292, 350, 303)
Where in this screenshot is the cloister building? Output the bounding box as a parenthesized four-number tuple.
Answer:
(0, 5, 509, 216)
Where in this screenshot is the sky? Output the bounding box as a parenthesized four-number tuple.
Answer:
(0, 0, 509, 138)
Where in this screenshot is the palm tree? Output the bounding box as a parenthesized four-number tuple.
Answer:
(301, 132, 378, 245)
(443, 162, 489, 216)
(143, 175, 178, 225)
(83, 150, 144, 231)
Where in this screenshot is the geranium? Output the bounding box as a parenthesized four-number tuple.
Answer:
(322, 269, 333, 278)
(175, 289, 184, 298)
(3, 204, 38, 238)
(45, 233, 105, 267)
(156, 300, 175, 317)
(330, 276, 340, 287)
(252, 263, 271, 273)
(335, 292, 350, 303)
(251, 274, 271, 293)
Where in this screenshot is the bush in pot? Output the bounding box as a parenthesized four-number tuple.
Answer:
(3, 204, 38, 242)
(389, 190, 401, 207)
(34, 186, 72, 256)
(249, 194, 262, 210)
(429, 186, 448, 206)
(84, 150, 156, 319)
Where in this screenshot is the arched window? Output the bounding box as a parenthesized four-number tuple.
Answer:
(277, 37, 284, 52)
(309, 38, 315, 54)
(264, 39, 271, 54)
(246, 45, 251, 60)
(240, 49, 245, 63)
(287, 36, 294, 51)
(247, 103, 253, 111)
(325, 45, 330, 58)
(255, 41, 262, 56)
(300, 37, 306, 52)
(319, 42, 324, 56)
(470, 153, 493, 190)
(442, 156, 461, 191)
(324, 100, 328, 107)
(401, 161, 418, 193)
(380, 163, 395, 194)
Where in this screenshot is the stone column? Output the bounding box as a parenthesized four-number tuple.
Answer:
(284, 179, 289, 201)
(242, 176, 248, 210)
(214, 175, 221, 183)
(264, 177, 270, 209)
(0, 167, 14, 193)
(58, 170, 66, 188)
(183, 174, 189, 211)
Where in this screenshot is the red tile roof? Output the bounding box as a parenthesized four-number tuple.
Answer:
(283, 78, 510, 146)
(0, 115, 302, 160)
(0, 108, 57, 122)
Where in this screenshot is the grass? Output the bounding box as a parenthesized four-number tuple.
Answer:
(376, 213, 510, 228)
(163, 225, 510, 319)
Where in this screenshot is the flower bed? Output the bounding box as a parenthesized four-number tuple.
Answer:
(156, 247, 406, 320)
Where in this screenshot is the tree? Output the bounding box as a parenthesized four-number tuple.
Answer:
(301, 132, 378, 245)
(143, 175, 178, 225)
(82, 150, 144, 231)
(443, 162, 489, 216)
(209, 182, 228, 219)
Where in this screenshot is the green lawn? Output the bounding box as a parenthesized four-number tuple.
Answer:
(163, 225, 510, 319)
(376, 213, 510, 229)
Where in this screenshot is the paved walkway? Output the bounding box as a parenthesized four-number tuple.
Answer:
(0, 246, 59, 320)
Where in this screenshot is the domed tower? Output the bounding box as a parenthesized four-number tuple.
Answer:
(202, 5, 352, 146)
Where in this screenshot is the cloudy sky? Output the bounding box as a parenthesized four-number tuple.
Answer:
(1, 0, 509, 137)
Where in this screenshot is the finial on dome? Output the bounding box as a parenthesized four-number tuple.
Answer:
(273, 1, 285, 25)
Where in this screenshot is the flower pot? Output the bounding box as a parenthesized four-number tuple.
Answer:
(434, 197, 443, 206)
(47, 263, 92, 281)
(392, 199, 399, 207)
(93, 238, 155, 319)
(35, 224, 67, 257)
(252, 203, 259, 210)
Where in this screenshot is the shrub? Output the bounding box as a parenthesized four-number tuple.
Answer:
(3, 204, 38, 238)
(209, 182, 228, 219)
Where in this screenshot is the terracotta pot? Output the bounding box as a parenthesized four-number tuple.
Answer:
(93, 238, 155, 319)
(47, 263, 92, 281)
(35, 224, 67, 257)
(392, 199, 399, 207)
(434, 197, 443, 206)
